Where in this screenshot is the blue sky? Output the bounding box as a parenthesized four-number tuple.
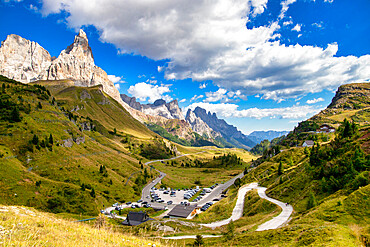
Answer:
(1, 0, 369, 134)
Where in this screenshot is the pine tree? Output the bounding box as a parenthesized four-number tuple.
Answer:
(278, 161, 283, 175)
(11, 107, 21, 122)
(307, 191, 317, 210)
(90, 187, 96, 198)
(193, 235, 204, 246)
(49, 134, 53, 145)
(31, 134, 39, 145)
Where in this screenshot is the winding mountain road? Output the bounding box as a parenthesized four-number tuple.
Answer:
(162, 183, 293, 240)
(255, 187, 293, 231)
(200, 182, 258, 228)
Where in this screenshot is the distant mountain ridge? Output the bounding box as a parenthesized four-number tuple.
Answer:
(192, 107, 256, 149)
(121, 94, 257, 149)
(121, 94, 184, 120)
(247, 130, 289, 144)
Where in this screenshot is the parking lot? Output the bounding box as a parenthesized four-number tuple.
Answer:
(148, 185, 221, 206)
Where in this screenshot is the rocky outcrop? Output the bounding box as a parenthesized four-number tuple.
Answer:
(121, 94, 185, 120)
(192, 107, 256, 149)
(185, 109, 220, 139)
(0, 34, 52, 82)
(0, 30, 130, 114)
(327, 83, 370, 110)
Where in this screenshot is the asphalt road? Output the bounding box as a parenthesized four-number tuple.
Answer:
(255, 187, 293, 231)
(140, 151, 206, 210)
(200, 182, 258, 228)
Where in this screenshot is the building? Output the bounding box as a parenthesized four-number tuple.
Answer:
(316, 124, 335, 133)
(167, 204, 197, 218)
(121, 211, 153, 226)
(302, 140, 314, 147)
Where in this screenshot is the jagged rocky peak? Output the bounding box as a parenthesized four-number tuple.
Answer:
(192, 106, 256, 149)
(153, 99, 166, 106)
(64, 29, 93, 60)
(0, 30, 126, 111)
(120, 94, 185, 120)
(185, 109, 219, 139)
(0, 34, 51, 83)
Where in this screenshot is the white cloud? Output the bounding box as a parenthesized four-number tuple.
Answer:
(205, 88, 229, 102)
(40, 0, 370, 102)
(324, 0, 334, 3)
(279, 0, 297, 19)
(312, 21, 324, 29)
(186, 102, 323, 119)
(199, 83, 207, 89)
(283, 20, 293, 26)
(128, 82, 172, 103)
(249, 0, 268, 17)
(108, 74, 123, 83)
(114, 83, 120, 90)
(306, 97, 324, 104)
(292, 24, 301, 32)
(29, 4, 38, 11)
(190, 95, 204, 102)
(157, 66, 164, 73)
(179, 99, 186, 103)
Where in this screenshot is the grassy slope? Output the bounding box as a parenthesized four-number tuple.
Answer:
(0, 77, 255, 218)
(0, 205, 163, 247)
(0, 77, 161, 215)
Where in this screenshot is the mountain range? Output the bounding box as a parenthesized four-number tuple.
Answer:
(0, 30, 261, 149)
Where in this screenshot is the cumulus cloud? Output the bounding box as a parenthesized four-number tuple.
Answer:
(186, 102, 323, 119)
(199, 83, 207, 89)
(128, 82, 172, 103)
(306, 97, 324, 104)
(39, 0, 370, 101)
(205, 88, 229, 102)
(108, 74, 123, 83)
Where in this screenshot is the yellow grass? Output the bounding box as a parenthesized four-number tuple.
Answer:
(0, 205, 164, 247)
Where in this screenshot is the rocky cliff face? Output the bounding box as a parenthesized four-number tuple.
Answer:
(120, 94, 185, 120)
(327, 83, 370, 110)
(0, 30, 128, 113)
(185, 109, 220, 139)
(193, 107, 256, 149)
(0, 34, 52, 82)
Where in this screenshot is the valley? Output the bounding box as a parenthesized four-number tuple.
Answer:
(0, 27, 369, 247)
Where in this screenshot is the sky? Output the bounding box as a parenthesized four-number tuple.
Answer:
(0, 0, 369, 134)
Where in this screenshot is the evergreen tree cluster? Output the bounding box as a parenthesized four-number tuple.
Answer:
(197, 153, 243, 168)
(309, 119, 369, 193)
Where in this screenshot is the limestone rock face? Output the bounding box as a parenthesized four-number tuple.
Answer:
(193, 106, 256, 149)
(0, 34, 51, 82)
(0, 30, 128, 112)
(120, 94, 185, 120)
(185, 109, 220, 139)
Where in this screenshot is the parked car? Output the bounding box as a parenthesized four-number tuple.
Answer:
(137, 199, 143, 203)
(167, 201, 173, 205)
(213, 198, 220, 201)
(126, 202, 132, 205)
